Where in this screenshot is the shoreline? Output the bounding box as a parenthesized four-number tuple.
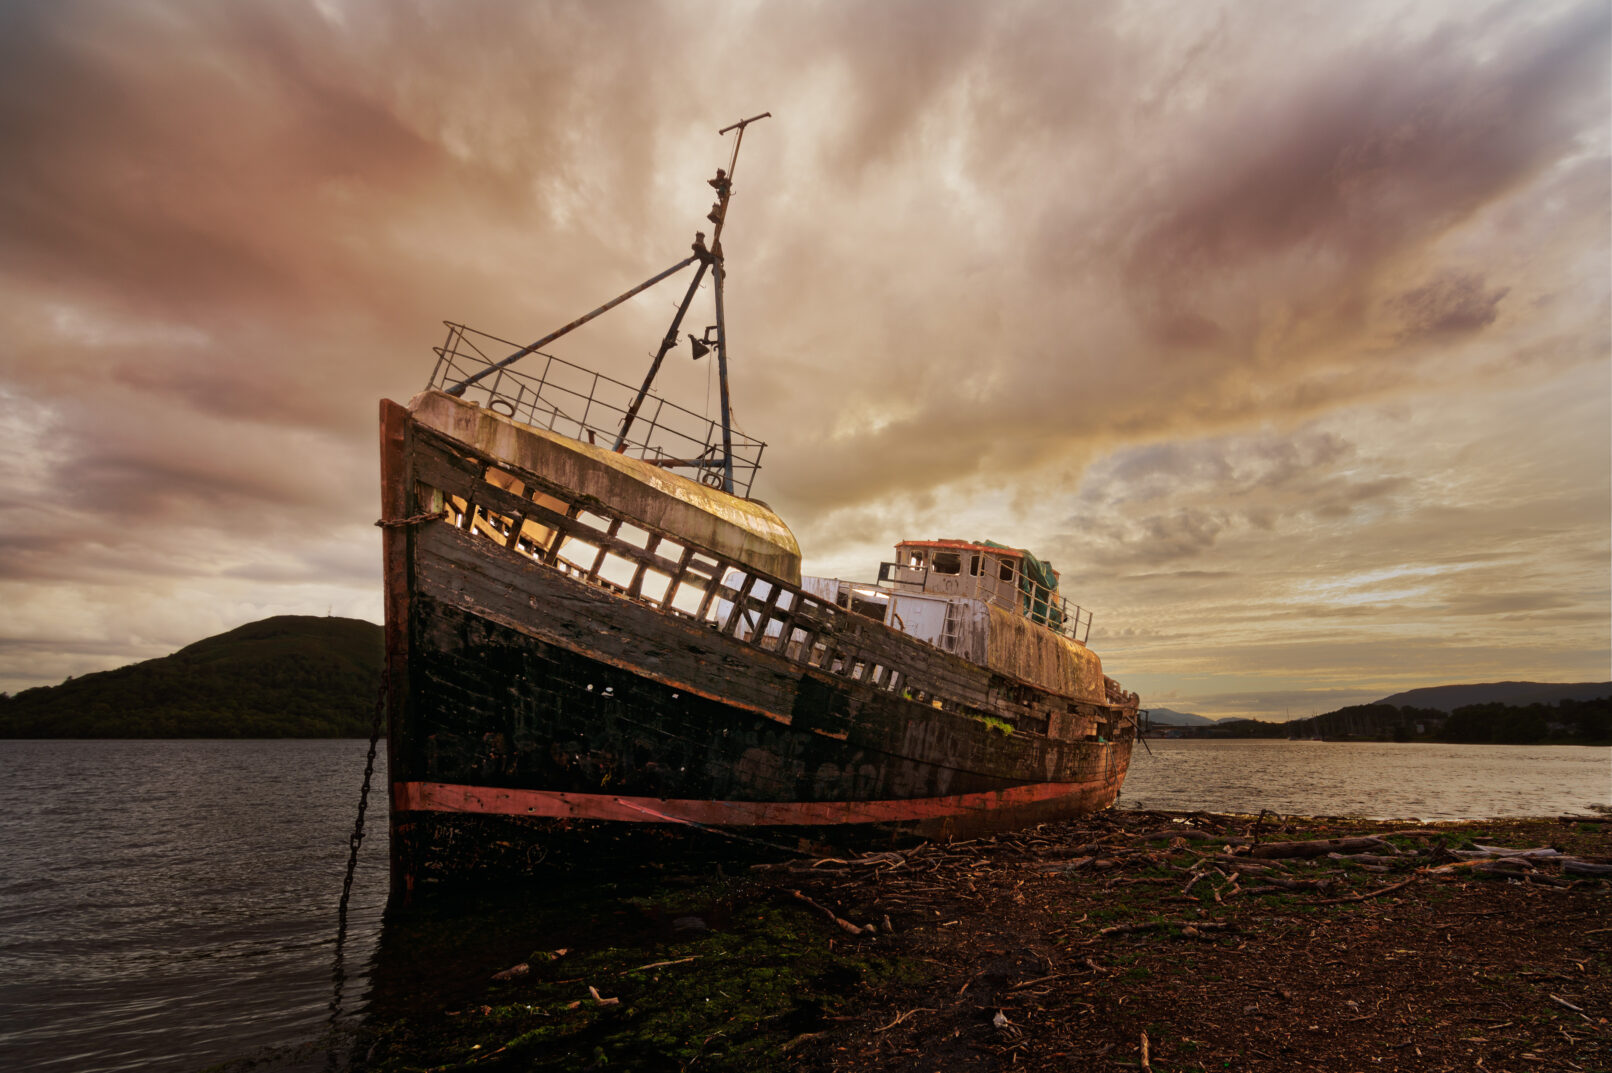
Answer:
(273, 809, 1610, 1073)
(1136, 736, 1612, 747)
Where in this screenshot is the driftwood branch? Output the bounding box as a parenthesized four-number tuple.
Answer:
(1313, 875, 1419, 904)
(1251, 836, 1387, 860)
(1099, 919, 1236, 937)
(788, 888, 869, 936)
(1563, 859, 1612, 877)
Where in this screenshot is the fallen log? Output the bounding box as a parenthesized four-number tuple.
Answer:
(1472, 858, 1536, 873)
(1452, 845, 1562, 860)
(1099, 920, 1236, 937)
(1562, 859, 1612, 877)
(1136, 829, 1252, 846)
(1250, 836, 1386, 860)
(1326, 853, 1411, 866)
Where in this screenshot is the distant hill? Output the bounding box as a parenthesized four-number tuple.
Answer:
(0, 616, 383, 738)
(1375, 681, 1612, 712)
(1145, 707, 1217, 727)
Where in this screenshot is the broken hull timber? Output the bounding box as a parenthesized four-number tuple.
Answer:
(381, 397, 1135, 897)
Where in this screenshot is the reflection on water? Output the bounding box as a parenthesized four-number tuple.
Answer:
(1120, 739, 1610, 819)
(362, 846, 749, 1026)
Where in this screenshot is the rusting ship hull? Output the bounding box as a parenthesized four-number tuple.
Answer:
(380, 392, 1136, 896)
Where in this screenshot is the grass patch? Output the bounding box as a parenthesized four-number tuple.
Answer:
(356, 881, 926, 1073)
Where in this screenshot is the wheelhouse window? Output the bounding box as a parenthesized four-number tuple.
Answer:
(932, 551, 961, 575)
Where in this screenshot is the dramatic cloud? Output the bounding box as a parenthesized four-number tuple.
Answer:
(0, 0, 1606, 718)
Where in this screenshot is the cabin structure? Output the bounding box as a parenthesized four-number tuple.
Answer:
(804, 540, 1091, 644)
(795, 539, 1115, 723)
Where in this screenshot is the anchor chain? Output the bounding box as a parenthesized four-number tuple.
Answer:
(338, 678, 386, 935)
(326, 677, 387, 1068)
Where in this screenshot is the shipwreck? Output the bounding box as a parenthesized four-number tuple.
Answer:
(378, 116, 1139, 897)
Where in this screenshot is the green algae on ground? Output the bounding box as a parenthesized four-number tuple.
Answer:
(355, 879, 923, 1072)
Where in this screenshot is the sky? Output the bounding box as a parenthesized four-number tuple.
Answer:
(1, 0, 1607, 720)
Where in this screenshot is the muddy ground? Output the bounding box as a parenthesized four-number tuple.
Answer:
(340, 811, 1610, 1073)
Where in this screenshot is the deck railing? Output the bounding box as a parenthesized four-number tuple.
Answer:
(428, 322, 766, 497)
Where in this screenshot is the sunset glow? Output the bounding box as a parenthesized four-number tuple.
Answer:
(1, 0, 1606, 720)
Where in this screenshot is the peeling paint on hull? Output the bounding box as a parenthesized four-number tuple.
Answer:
(396, 777, 1123, 828)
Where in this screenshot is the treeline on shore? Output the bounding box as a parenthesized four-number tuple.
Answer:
(1179, 697, 1611, 745)
(0, 616, 382, 738)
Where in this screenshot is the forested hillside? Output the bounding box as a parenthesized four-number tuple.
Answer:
(1180, 696, 1610, 745)
(1376, 681, 1612, 711)
(0, 616, 383, 738)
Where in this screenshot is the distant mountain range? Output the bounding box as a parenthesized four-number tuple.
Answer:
(0, 616, 382, 738)
(1146, 682, 1612, 727)
(1144, 707, 1221, 727)
(1374, 681, 1612, 712)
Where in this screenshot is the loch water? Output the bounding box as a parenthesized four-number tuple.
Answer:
(0, 738, 1605, 1072)
(0, 740, 389, 1073)
(1118, 738, 1610, 820)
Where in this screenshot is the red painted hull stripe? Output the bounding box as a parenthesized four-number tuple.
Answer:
(394, 779, 1103, 827)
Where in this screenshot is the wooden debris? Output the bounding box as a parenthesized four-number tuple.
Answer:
(1326, 852, 1410, 866)
(1563, 860, 1612, 877)
(1009, 971, 1073, 991)
(1251, 836, 1388, 859)
(1313, 876, 1420, 905)
(1136, 828, 1251, 846)
(1099, 919, 1236, 937)
(1452, 845, 1563, 860)
(414, 810, 1611, 1073)
(1245, 875, 1336, 893)
(875, 1007, 932, 1032)
(617, 956, 700, 976)
(788, 888, 871, 936)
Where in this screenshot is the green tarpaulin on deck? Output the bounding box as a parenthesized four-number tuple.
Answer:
(976, 540, 1063, 630)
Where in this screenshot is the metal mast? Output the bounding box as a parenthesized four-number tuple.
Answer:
(615, 112, 770, 493)
(449, 113, 770, 496)
(707, 112, 770, 493)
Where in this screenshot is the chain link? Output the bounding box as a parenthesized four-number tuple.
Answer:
(326, 677, 387, 1069)
(338, 679, 386, 935)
